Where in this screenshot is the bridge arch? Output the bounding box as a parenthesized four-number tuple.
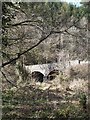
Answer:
(31, 71, 44, 83)
(47, 69, 59, 80)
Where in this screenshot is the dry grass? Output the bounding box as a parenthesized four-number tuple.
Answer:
(30, 63, 89, 93)
(2, 63, 89, 118)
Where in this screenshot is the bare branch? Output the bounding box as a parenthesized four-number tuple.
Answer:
(22, 23, 44, 33)
(1, 32, 52, 67)
(6, 19, 42, 28)
(1, 15, 87, 68)
(65, 30, 89, 39)
(74, 25, 87, 30)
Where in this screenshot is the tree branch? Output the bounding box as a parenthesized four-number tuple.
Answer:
(74, 25, 87, 30)
(65, 30, 89, 39)
(6, 19, 42, 28)
(21, 23, 44, 33)
(1, 32, 52, 67)
(1, 16, 87, 68)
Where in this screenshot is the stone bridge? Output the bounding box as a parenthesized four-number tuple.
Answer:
(24, 60, 89, 82)
(24, 62, 65, 82)
(25, 63, 65, 76)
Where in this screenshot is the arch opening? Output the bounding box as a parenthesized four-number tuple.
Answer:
(32, 71, 44, 83)
(47, 69, 59, 80)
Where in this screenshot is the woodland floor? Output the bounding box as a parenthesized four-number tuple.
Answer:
(2, 63, 90, 119)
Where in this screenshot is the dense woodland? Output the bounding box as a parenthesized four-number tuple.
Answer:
(1, 1, 90, 119)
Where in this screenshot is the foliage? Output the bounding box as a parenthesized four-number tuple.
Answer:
(70, 67, 78, 78)
(25, 48, 46, 65)
(1, 1, 89, 119)
(59, 72, 70, 85)
(2, 85, 89, 119)
(79, 92, 87, 110)
(1, 2, 89, 67)
(81, 1, 90, 21)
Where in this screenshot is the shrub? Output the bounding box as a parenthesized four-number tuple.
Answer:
(79, 92, 87, 110)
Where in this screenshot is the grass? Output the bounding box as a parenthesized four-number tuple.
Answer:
(2, 63, 89, 119)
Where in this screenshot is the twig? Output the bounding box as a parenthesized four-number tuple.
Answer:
(1, 32, 52, 67)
